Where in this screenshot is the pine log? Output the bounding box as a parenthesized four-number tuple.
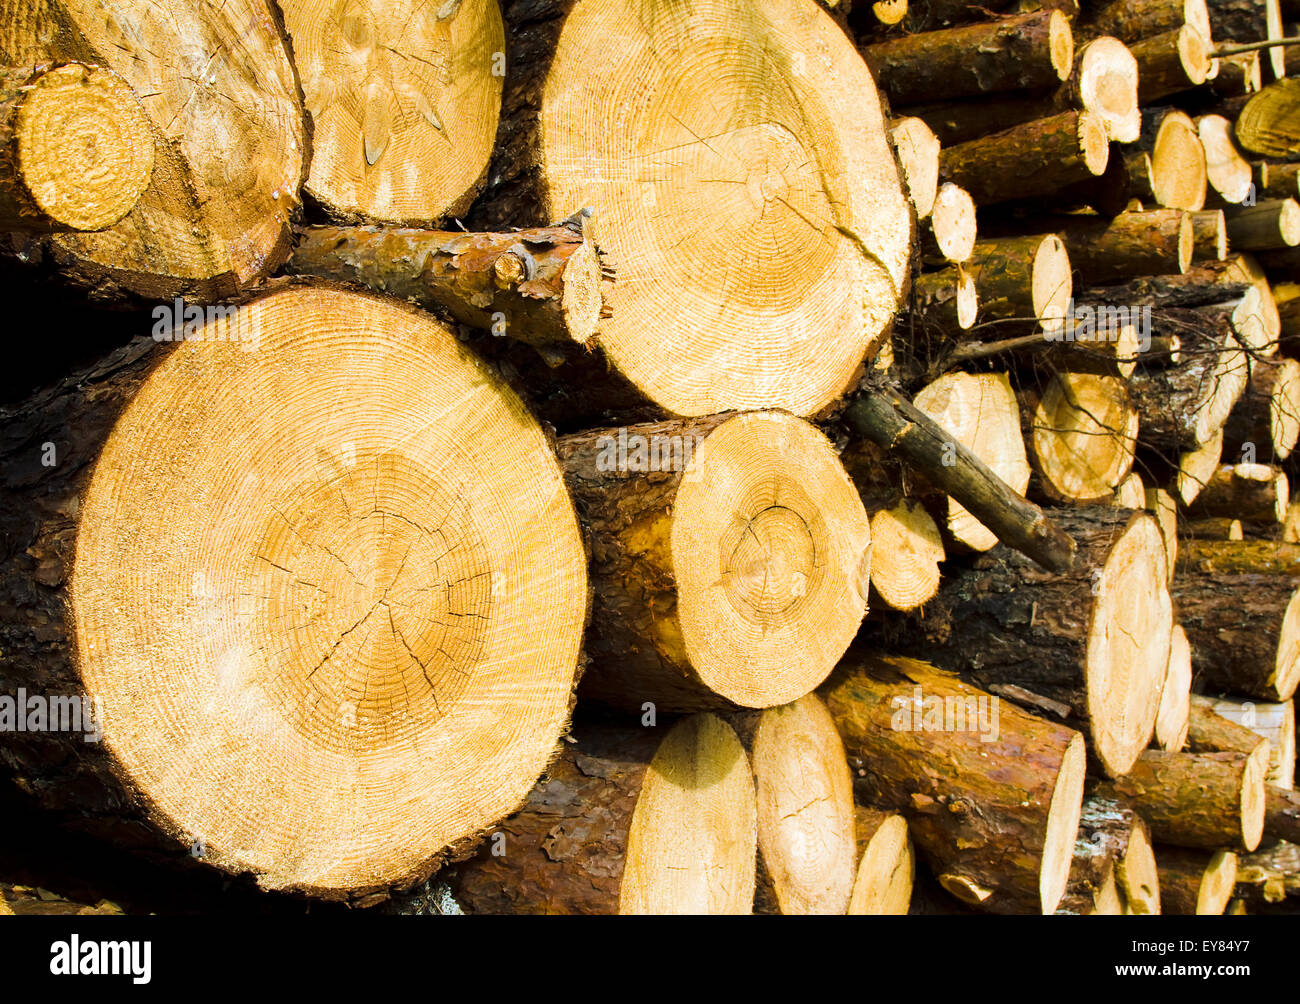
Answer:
(910, 264, 979, 331)
(1197, 696, 1295, 788)
(1092, 0, 1212, 43)
(1235, 78, 1300, 159)
(286, 223, 605, 346)
(0, 282, 590, 899)
(868, 500, 945, 611)
(0, 0, 307, 301)
(1111, 471, 1146, 507)
(1226, 198, 1300, 249)
(1155, 624, 1194, 750)
(1171, 540, 1300, 700)
(1051, 208, 1193, 283)
(1131, 25, 1214, 103)
(860, 10, 1074, 107)
(559, 412, 870, 712)
(1258, 161, 1300, 199)
(921, 182, 977, 263)
(1208, 51, 1262, 96)
(466, 0, 911, 418)
(1191, 209, 1229, 259)
(1234, 841, 1300, 905)
(745, 695, 858, 914)
(1197, 115, 1255, 206)
(1184, 516, 1244, 537)
(822, 654, 1086, 914)
(444, 716, 757, 914)
(848, 806, 914, 914)
(940, 111, 1110, 206)
(1186, 462, 1289, 523)
(913, 372, 1032, 552)
(843, 384, 1078, 572)
(1264, 786, 1300, 843)
(1059, 795, 1161, 915)
(891, 116, 941, 220)
(964, 234, 1073, 337)
(1157, 846, 1239, 913)
(1187, 694, 1272, 757)
(1127, 304, 1248, 453)
(1028, 371, 1139, 503)
(889, 507, 1172, 776)
(1176, 427, 1225, 505)
(1132, 108, 1209, 211)
(906, 35, 1140, 146)
(1221, 356, 1300, 461)
(0, 63, 153, 234)
(1146, 487, 1181, 584)
(1098, 748, 1268, 850)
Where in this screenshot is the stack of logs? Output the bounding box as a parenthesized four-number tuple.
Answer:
(0, 0, 1299, 915)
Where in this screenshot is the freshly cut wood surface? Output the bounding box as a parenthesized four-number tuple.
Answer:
(823, 654, 1086, 914)
(477, 0, 911, 417)
(1198, 114, 1254, 204)
(1155, 624, 1193, 751)
(1236, 78, 1300, 159)
(0, 0, 308, 300)
(891, 116, 940, 219)
(913, 372, 1032, 551)
(1030, 371, 1139, 503)
(280, 0, 503, 223)
(561, 411, 870, 711)
(750, 695, 857, 915)
(0, 63, 153, 233)
(0, 283, 589, 898)
(848, 807, 914, 915)
(447, 716, 757, 914)
(868, 501, 945, 611)
(1157, 846, 1238, 914)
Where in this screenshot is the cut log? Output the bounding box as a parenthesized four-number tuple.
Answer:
(823, 654, 1086, 914)
(911, 264, 979, 331)
(843, 385, 1078, 572)
(1226, 198, 1300, 249)
(560, 411, 870, 712)
(1061, 795, 1162, 915)
(1236, 78, 1300, 159)
(1221, 356, 1300, 461)
(1258, 161, 1300, 199)
(0, 63, 153, 234)
(860, 10, 1074, 107)
(1132, 108, 1208, 211)
(1092, 0, 1212, 43)
(940, 111, 1110, 206)
(279, 0, 503, 223)
(1178, 427, 1225, 505)
(1111, 471, 1146, 507)
(1198, 115, 1256, 205)
(965, 234, 1073, 337)
(891, 117, 941, 220)
(748, 695, 858, 915)
(1234, 841, 1300, 905)
(848, 807, 914, 915)
(1051, 208, 1193, 282)
(1197, 696, 1295, 788)
(1209, 51, 1262, 95)
(1265, 786, 1300, 843)
(1029, 371, 1139, 503)
(1186, 462, 1289, 523)
(913, 371, 1032, 551)
(1171, 541, 1300, 700)
(1191, 209, 1229, 259)
(872, 0, 909, 26)
(0, 0, 307, 301)
(469, 0, 912, 418)
(1155, 623, 1194, 751)
(1142, 490, 1178, 588)
(1157, 846, 1239, 913)
(1131, 25, 1214, 103)
(895, 507, 1172, 776)
(286, 223, 604, 346)
(1098, 747, 1267, 850)
(0, 282, 589, 899)
(921, 182, 977, 263)
(906, 35, 1141, 146)
(868, 500, 945, 611)
(1185, 516, 1244, 537)
(1126, 304, 1248, 453)
(445, 715, 757, 914)
(1187, 693, 1272, 756)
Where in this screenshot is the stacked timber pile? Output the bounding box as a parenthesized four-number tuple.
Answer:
(0, 0, 1297, 916)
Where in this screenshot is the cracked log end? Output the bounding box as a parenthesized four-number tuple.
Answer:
(69, 283, 588, 896)
(752, 694, 857, 914)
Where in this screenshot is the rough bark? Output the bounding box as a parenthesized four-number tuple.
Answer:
(1049, 209, 1192, 282)
(1157, 846, 1239, 913)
